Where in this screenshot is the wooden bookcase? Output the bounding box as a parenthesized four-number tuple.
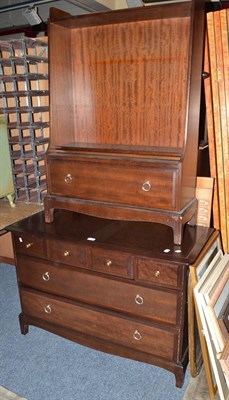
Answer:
(44, 1, 205, 244)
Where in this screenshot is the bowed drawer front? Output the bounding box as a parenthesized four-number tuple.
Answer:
(136, 258, 183, 290)
(20, 288, 177, 361)
(13, 232, 45, 258)
(47, 158, 179, 211)
(16, 256, 179, 326)
(46, 238, 87, 268)
(90, 247, 133, 278)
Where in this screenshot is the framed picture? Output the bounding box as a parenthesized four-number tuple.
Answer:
(188, 231, 221, 399)
(219, 301, 229, 339)
(194, 251, 229, 400)
(220, 340, 229, 389)
(195, 242, 222, 282)
(205, 265, 229, 354)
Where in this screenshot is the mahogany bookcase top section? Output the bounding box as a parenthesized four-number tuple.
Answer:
(49, 2, 192, 28)
(47, 0, 204, 157)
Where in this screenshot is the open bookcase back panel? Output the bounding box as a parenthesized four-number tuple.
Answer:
(49, 13, 191, 153)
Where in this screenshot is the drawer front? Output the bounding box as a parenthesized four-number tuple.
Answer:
(20, 288, 177, 361)
(17, 256, 178, 325)
(90, 247, 132, 278)
(48, 158, 179, 211)
(46, 238, 87, 268)
(13, 232, 45, 259)
(136, 258, 182, 289)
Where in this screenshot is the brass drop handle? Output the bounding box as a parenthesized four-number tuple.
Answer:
(106, 259, 112, 267)
(26, 242, 33, 248)
(133, 330, 142, 341)
(44, 304, 52, 314)
(42, 272, 50, 281)
(142, 180, 151, 192)
(135, 294, 144, 305)
(64, 250, 70, 257)
(64, 173, 73, 184)
(155, 270, 160, 277)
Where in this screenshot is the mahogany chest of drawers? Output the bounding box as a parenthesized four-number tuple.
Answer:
(8, 210, 216, 388)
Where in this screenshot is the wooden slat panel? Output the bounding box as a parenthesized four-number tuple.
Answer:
(204, 34, 220, 230)
(205, 11, 229, 253)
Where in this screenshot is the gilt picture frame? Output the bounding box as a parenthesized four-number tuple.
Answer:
(194, 251, 229, 400)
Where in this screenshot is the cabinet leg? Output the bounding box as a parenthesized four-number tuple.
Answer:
(7, 193, 15, 207)
(172, 223, 183, 246)
(174, 366, 185, 388)
(19, 313, 29, 335)
(187, 212, 197, 226)
(172, 200, 197, 245)
(44, 207, 54, 223)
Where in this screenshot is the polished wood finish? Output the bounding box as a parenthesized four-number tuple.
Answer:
(45, 1, 205, 244)
(8, 210, 215, 388)
(47, 156, 179, 210)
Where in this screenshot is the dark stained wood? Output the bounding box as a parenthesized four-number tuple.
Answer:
(46, 238, 87, 268)
(48, 9, 191, 153)
(20, 287, 177, 361)
(45, 1, 205, 244)
(90, 247, 133, 278)
(49, 7, 71, 22)
(9, 210, 214, 264)
(50, 3, 191, 28)
(136, 259, 182, 289)
(16, 255, 178, 326)
(44, 195, 197, 245)
(18, 312, 186, 388)
(47, 156, 179, 211)
(13, 232, 45, 258)
(8, 210, 215, 389)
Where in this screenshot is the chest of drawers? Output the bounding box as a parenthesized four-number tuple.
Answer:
(8, 210, 216, 388)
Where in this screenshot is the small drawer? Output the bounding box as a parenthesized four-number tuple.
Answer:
(90, 247, 133, 278)
(47, 157, 179, 211)
(20, 288, 177, 361)
(136, 258, 182, 289)
(46, 238, 87, 269)
(16, 256, 178, 326)
(12, 232, 45, 259)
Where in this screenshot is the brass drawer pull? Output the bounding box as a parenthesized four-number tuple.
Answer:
(42, 272, 50, 281)
(135, 294, 144, 305)
(64, 250, 70, 257)
(133, 330, 142, 341)
(142, 180, 151, 192)
(44, 304, 52, 314)
(26, 242, 33, 248)
(106, 259, 112, 267)
(64, 173, 73, 184)
(155, 270, 160, 277)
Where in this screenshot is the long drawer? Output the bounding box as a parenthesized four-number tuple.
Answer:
(47, 157, 179, 211)
(20, 288, 177, 361)
(17, 256, 179, 326)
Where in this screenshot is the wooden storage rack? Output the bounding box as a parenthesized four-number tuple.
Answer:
(0, 37, 49, 204)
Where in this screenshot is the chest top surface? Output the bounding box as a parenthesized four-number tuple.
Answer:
(8, 210, 214, 265)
